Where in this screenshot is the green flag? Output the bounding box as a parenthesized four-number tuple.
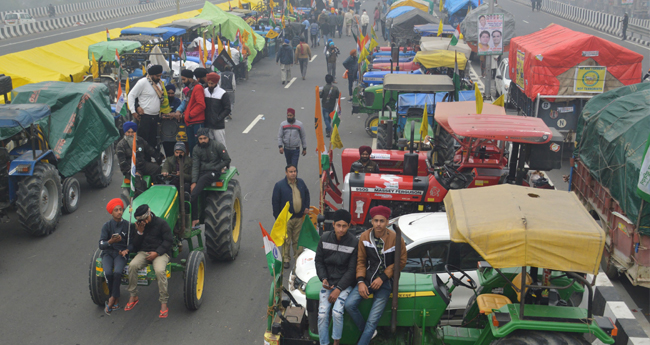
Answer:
(297, 216, 320, 252)
(452, 51, 460, 101)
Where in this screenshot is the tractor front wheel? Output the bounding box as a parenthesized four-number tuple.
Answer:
(376, 124, 388, 149)
(16, 162, 62, 236)
(204, 179, 242, 261)
(365, 113, 379, 138)
(489, 330, 590, 345)
(89, 248, 110, 306)
(184, 250, 206, 310)
(84, 144, 114, 188)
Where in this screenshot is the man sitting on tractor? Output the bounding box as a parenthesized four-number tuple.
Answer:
(315, 209, 358, 345)
(125, 204, 173, 319)
(190, 128, 231, 227)
(116, 121, 163, 194)
(344, 205, 407, 345)
(161, 142, 192, 193)
(350, 146, 379, 173)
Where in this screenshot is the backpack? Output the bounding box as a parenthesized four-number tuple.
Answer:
(310, 23, 319, 35)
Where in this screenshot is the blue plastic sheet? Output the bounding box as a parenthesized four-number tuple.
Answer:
(445, 0, 478, 16)
(120, 27, 169, 37)
(362, 70, 423, 85)
(372, 51, 416, 57)
(0, 104, 50, 129)
(413, 24, 455, 36)
(386, 6, 417, 19)
(372, 56, 414, 63)
(397, 90, 476, 114)
(157, 27, 187, 40)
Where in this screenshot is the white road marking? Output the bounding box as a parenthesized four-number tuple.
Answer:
(523, 20, 529, 23)
(242, 114, 264, 134)
(310, 54, 317, 62)
(285, 77, 297, 89)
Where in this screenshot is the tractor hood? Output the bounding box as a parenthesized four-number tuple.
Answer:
(131, 185, 179, 229)
(444, 184, 605, 275)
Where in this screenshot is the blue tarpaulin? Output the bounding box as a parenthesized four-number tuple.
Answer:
(397, 90, 476, 114)
(0, 104, 50, 129)
(414, 23, 455, 36)
(120, 27, 169, 37)
(445, 0, 478, 16)
(362, 70, 423, 85)
(372, 56, 414, 63)
(386, 6, 417, 19)
(157, 27, 188, 40)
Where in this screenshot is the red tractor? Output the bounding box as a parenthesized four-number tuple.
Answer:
(318, 101, 563, 233)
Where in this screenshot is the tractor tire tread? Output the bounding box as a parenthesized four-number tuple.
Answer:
(89, 248, 109, 306)
(84, 144, 114, 189)
(204, 180, 242, 262)
(377, 125, 388, 149)
(183, 250, 206, 310)
(16, 162, 62, 236)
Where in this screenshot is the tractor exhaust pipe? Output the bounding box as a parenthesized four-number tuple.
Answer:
(390, 222, 403, 333)
(403, 121, 418, 176)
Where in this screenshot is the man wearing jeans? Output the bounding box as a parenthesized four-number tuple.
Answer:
(320, 74, 339, 137)
(315, 209, 358, 345)
(345, 205, 407, 345)
(278, 108, 307, 167)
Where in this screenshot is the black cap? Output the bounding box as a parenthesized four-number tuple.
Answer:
(332, 209, 351, 224)
(193, 68, 208, 78)
(181, 69, 194, 78)
(134, 204, 149, 217)
(147, 65, 163, 75)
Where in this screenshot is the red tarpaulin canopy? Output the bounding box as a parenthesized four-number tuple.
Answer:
(508, 24, 643, 101)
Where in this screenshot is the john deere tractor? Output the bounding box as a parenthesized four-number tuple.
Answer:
(265, 185, 618, 345)
(90, 161, 242, 310)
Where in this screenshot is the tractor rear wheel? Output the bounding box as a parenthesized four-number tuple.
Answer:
(84, 144, 114, 188)
(89, 248, 110, 306)
(16, 162, 62, 236)
(365, 113, 379, 138)
(489, 330, 590, 345)
(184, 250, 206, 310)
(204, 180, 242, 261)
(62, 177, 80, 214)
(377, 124, 388, 149)
(434, 128, 456, 165)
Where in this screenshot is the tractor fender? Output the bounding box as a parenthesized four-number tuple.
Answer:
(204, 167, 239, 192)
(9, 150, 57, 176)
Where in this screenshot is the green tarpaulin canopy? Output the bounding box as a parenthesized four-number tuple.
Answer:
(10, 82, 119, 177)
(576, 82, 650, 235)
(88, 41, 142, 62)
(196, 1, 265, 70)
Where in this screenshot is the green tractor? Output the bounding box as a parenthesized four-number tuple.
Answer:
(352, 84, 398, 138)
(90, 163, 242, 310)
(264, 185, 617, 345)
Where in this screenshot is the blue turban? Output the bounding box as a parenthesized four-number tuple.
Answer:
(123, 121, 137, 133)
(165, 83, 176, 92)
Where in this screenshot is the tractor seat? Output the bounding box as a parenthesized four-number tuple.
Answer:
(476, 272, 532, 314)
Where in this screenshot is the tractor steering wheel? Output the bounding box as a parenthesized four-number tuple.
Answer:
(445, 264, 477, 289)
(443, 164, 468, 182)
(154, 174, 179, 185)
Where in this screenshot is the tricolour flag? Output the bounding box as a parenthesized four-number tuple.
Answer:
(116, 82, 125, 115)
(475, 82, 483, 114)
(106, 28, 110, 41)
(330, 93, 342, 127)
(420, 102, 429, 140)
(179, 37, 186, 62)
(450, 25, 460, 46)
(270, 202, 292, 246)
(91, 53, 99, 79)
(114, 48, 120, 65)
(260, 223, 283, 277)
(130, 133, 137, 196)
(198, 44, 206, 68)
(297, 216, 319, 253)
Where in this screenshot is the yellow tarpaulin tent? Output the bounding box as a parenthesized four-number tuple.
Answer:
(443, 185, 605, 275)
(389, 0, 430, 13)
(413, 50, 467, 70)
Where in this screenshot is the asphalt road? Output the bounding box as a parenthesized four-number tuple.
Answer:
(0, 0, 648, 343)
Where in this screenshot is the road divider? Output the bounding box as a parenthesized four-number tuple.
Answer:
(242, 114, 264, 134)
(1, 0, 134, 21)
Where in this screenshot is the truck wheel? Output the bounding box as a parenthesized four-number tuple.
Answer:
(184, 250, 206, 310)
(204, 180, 242, 261)
(89, 248, 110, 306)
(84, 144, 114, 188)
(490, 330, 590, 345)
(600, 252, 619, 280)
(16, 162, 62, 236)
(377, 124, 388, 149)
(365, 114, 379, 138)
(62, 177, 80, 214)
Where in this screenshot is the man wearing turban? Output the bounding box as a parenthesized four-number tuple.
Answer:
(350, 145, 379, 173)
(127, 64, 166, 150)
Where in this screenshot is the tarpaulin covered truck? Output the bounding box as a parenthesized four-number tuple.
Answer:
(508, 24, 643, 144)
(571, 82, 650, 288)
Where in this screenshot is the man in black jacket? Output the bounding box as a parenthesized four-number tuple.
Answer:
(191, 128, 231, 227)
(315, 209, 357, 345)
(204, 72, 231, 149)
(272, 165, 310, 269)
(116, 121, 162, 177)
(125, 204, 173, 318)
(276, 39, 294, 85)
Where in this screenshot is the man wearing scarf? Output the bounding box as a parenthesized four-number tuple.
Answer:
(203, 73, 231, 149)
(115, 121, 162, 178)
(127, 65, 171, 151)
(350, 146, 379, 173)
(125, 204, 173, 318)
(161, 84, 183, 157)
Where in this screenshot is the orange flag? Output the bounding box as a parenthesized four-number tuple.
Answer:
(314, 86, 326, 175)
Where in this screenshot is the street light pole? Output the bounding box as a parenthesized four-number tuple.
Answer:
(176, 0, 180, 14)
(484, 0, 495, 101)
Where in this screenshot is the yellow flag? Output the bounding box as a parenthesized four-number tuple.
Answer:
(266, 29, 279, 39)
(270, 202, 292, 246)
(368, 38, 378, 52)
(331, 125, 343, 149)
(493, 94, 505, 107)
(250, 29, 257, 45)
(370, 25, 378, 41)
(227, 41, 232, 57)
(238, 0, 242, 8)
(217, 36, 223, 55)
(439, 0, 444, 12)
(125, 78, 130, 108)
(91, 53, 99, 79)
(437, 20, 443, 37)
(460, 32, 464, 40)
(475, 82, 483, 114)
(419, 102, 429, 140)
(202, 33, 208, 64)
(288, 2, 294, 14)
(270, 0, 276, 7)
(281, 15, 286, 29)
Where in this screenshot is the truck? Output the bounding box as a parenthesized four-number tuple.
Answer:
(570, 82, 650, 288)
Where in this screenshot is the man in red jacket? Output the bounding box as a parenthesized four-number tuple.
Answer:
(180, 69, 206, 154)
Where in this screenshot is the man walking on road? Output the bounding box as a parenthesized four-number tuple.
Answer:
(310, 21, 320, 47)
(128, 64, 165, 150)
(204, 73, 231, 148)
(125, 204, 173, 318)
(272, 165, 311, 269)
(277, 39, 295, 85)
(295, 37, 312, 80)
(620, 13, 629, 41)
(326, 42, 340, 83)
(360, 10, 370, 36)
(278, 108, 307, 167)
(344, 9, 354, 36)
(342, 50, 358, 100)
(320, 74, 339, 138)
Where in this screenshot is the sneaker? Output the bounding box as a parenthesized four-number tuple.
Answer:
(282, 81, 286, 85)
(372, 330, 378, 339)
(226, 115, 232, 120)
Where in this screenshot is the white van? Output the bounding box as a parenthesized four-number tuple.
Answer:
(3, 13, 36, 26)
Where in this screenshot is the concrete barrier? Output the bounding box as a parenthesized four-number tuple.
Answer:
(0, 0, 203, 41)
(1, 0, 134, 20)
